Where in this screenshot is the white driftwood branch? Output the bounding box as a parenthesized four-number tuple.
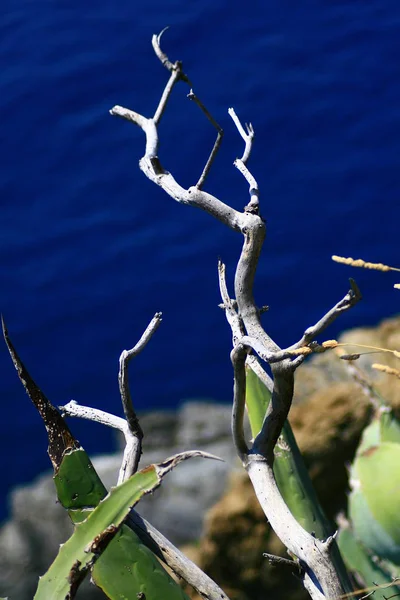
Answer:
(110, 32, 362, 599)
(118, 312, 162, 481)
(60, 400, 126, 430)
(61, 313, 162, 485)
(59, 400, 139, 486)
(188, 90, 224, 189)
(289, 278, 361, 351)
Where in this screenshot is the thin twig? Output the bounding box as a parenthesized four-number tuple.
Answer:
(228, 107, 254, 164)
(153, 68, 182, 125)
(118, 312, 162, 480)
(60, 399, 138, 485)
(152, 28, 175, 71)
(218, 261, 245, 342)
(152, 29, 192, 124)
(230, 344, 250, 461)
(60, 400, 127, 431)
(263, 553, 301, 572)
(228, 108, 259, 212)
(63, 314, 163, 483)
(290, 279, 362, 350)
(152, 29, 191, 84)
(188, 90, 224, 189)
(336, 348, 383, 410)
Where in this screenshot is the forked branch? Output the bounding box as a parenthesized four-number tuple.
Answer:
(118, 311, 162, 480)
(61, 313, 163, 484)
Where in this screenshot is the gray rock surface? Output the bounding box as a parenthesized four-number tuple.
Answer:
(0, 401, 238, 600)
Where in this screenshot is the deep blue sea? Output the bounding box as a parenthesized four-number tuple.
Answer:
(1, 1, 400, 521)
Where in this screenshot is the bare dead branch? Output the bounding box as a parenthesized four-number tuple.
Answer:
(60, 314, 162, 484)
(291, 279, 362, 350)
(119, 312, 162, 430)
(152, 30, 193, 124)
(188, 89, 224, 189)
(234, 157, 260, 210)
(118, 312, 162, 480)
(152, 29, 191, 84)
(153, 69, 182, 125)
(228, 107, 254, 164)
(338, 351, 383, 410)
(230, 344, 250, 461)
(59, 400, 140, 485)
(263, 553, 301, 572)
(152, 28, 175, 71)
(228, 108, 259, 212)
(60, 400, 126, 431)
(218, 261, 245, 340)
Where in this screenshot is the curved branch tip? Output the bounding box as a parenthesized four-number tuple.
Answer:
(157, 26, 170, 46)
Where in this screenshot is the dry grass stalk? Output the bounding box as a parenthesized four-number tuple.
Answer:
(332, 255, 400, 273)
(372, 363, 400, 380)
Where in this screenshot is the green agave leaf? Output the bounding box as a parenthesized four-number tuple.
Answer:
(356, 409, 400, 456)
(35, 462, 159, 599)
(54, 448, 189, 597)
(349, 486, 400, 565)
(350, 442, 400, 563)
(245, 366, 270, 438)
(273, 422, 332, 538)
(2, 318, 78, 471)
(356, 419, 381, 455)
(379, 409, 400, 445)
(36, 454, 201, 599)
(337, 526, 400, 600)
(92, 524, 189, 599)
(54, 448, 107, 520)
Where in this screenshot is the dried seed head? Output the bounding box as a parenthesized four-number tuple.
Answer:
(372, 363, 400, 380)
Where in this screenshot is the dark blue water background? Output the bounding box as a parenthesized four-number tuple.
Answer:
(1, 1, 400, 521)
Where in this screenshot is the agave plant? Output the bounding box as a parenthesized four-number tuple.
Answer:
(337, 384, 400, 597)
(348, 407, 400, 565)
(3, 318, 218, 600)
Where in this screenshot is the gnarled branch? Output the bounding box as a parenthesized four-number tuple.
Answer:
(110, 32, 361, 599)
